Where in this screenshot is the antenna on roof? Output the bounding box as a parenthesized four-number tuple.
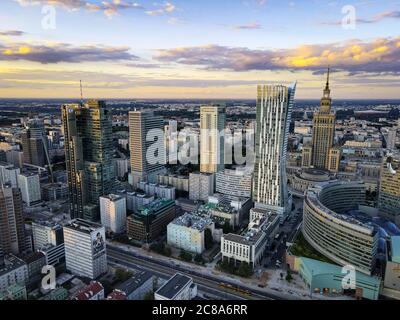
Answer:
(80, 80, 84, 106)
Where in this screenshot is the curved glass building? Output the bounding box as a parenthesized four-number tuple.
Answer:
(303, 181, 378, 275)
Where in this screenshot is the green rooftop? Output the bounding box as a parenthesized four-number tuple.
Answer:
(300, 257, 379, 285)
(0, 284, 26, 300)
(139, 199, 175, 216)
(391, 236, 400, 264)
(289, 232, 335, 264)
(299, 257, 381, 300)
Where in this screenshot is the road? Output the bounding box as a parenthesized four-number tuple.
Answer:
(108, 257, 242, 300)
(260, 198, 303, 270)
(106, 245, 285, 301)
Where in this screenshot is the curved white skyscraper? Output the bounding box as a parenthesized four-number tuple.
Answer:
(252, 83, 296, 221)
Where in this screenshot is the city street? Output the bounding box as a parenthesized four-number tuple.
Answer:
(106, 243, 302, 300)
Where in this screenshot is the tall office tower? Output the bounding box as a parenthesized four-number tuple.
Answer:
(378, 154, 400, 226)
(387, 129, 397, 150)
(129, 110, 166, 186)
(62, 104, 85, 219)
(311, 69, 336, 170)
(63, 219, 107, 279)
(200, 104, 226, 174)
(62, 100, 115, 221)
(21, 119, 47, 167)
(165, 120, 178, 164)
(81, 100, 115, 221)
(0, 185, 26, 256)
(252, 83, 296, 220)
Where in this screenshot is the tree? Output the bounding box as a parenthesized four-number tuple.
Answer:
(115, 268, 132, 282)
(204, 228, 213, 250)
(179, 250, 193, 262)
(194, 254, 204, 264)
(285, 268, 293, 282)
(237, 262, 253, 278)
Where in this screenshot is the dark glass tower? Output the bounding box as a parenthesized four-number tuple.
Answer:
(21, 119, 47, 167)
(62, 100, 115, 221)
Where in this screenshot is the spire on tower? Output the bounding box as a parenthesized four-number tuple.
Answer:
(80, 80, 83, 106)
(325, 67, 330, 90)
(322, 67, 331, 99)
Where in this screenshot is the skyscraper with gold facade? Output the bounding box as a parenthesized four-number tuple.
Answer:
(302, 69, 337, 171)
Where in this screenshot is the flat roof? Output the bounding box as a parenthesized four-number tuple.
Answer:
(64, 218, 103, 234)
(0, 255, 26, 277)
(300, 257, 381, 286)
(223, 231, 264, 246)
(101, 194, 124, 202)
(139, 199, 175, 216)
(170, 213, 213, 231)
(391, 236, 400, 264)
(116, 271, 152, 294)
(20, 251, 45, 264)
(156, 273, 192, 299)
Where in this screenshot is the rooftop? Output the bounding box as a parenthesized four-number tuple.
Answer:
(0, 284, 26, 300)
(223, 229, 264, 246)
(300, 257, 381, 287)
(200, 201, 238, 215)
(101, 194, 124, 202)
(217, 167, 253, 177)
(32, 220, 62, 229)
(116, 271, 153, 294)
(170, 213, 213, 231)
(155, 273, 192, 300)
(106, 290, 127, 300)
(139, 199, 175, 216)
(223, 209, 278, 246)
(20, 251, 45, 264)
(73, 281, 104, 300)
(64, 218, 103, 234)
(18, 172, 38, 178)
(306, 181, 375, 235)
(391, 236, 400, 264)
(0, 255, 26, 277)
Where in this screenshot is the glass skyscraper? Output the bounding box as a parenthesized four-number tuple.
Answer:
(62, 100, 115, 221)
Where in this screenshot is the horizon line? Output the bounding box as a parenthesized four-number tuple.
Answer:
(1, 97, 400, 101)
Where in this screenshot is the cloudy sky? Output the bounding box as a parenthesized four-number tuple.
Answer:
(0, 0, 399, 99)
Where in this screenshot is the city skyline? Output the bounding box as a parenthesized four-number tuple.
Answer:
(1, 0, 400, 305)
(0, 0, 399, 99)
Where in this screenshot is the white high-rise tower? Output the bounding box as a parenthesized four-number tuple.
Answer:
(252, 83, 296, 221)
(200, 104, 226, 174)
